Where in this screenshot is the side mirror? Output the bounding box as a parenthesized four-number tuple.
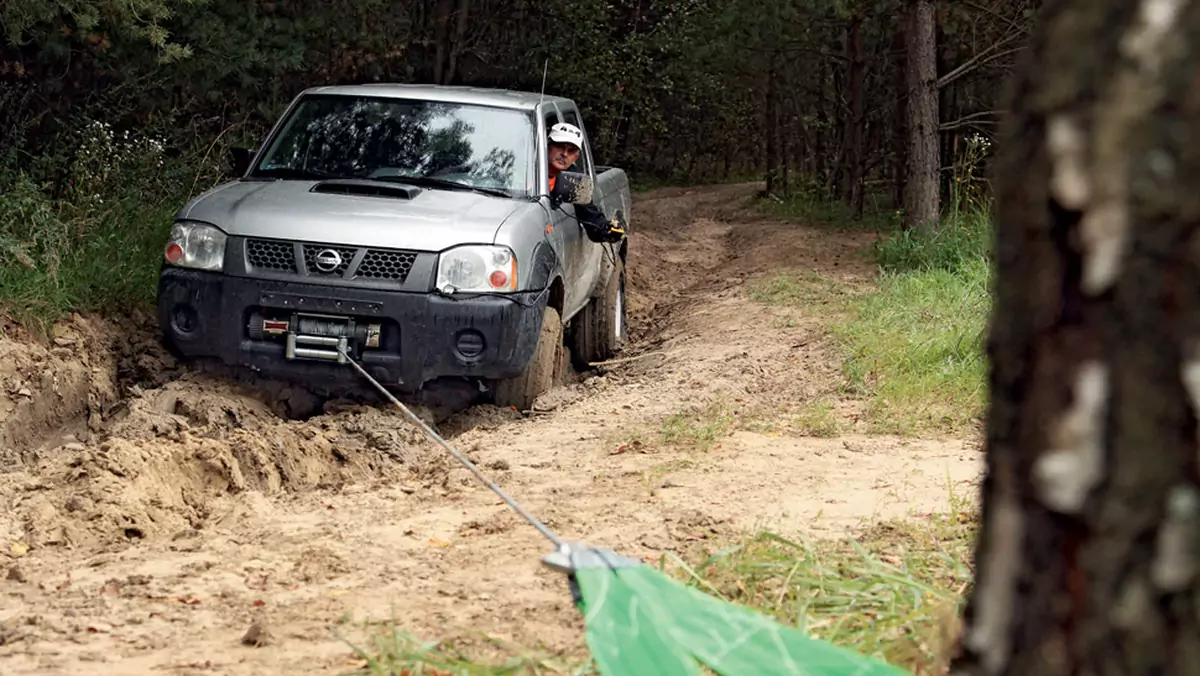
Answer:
(229, 146, 256, 177)
(549, 171, 594, 207)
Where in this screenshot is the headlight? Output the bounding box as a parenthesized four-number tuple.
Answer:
(164, 221, 227, 271)
(436, 245, 517, 293)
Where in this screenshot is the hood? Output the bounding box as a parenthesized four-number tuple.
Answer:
(178, 179, 527, 252)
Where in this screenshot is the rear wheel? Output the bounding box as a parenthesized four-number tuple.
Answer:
(569, 256, 626, 369)
(492, 306, 563, 410)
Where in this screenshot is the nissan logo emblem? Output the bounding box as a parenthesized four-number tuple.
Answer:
(314, 249, 342, 272)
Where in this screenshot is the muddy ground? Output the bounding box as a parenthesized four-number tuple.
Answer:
(0, 183, 982, 674)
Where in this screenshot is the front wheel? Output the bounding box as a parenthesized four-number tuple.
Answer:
(569, 256, 626, 369)
(492, 306, 564, 410)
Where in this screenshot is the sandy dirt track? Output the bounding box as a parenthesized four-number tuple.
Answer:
(0, 183, 982, 674)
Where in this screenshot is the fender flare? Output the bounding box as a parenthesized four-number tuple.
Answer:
(527, 240, 561, 289)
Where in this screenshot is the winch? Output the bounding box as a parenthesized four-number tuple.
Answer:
(247, 311, 381, 363)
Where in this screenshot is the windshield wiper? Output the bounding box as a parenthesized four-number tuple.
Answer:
(373, 175, 512, 199)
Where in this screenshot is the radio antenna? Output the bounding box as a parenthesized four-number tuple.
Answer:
(538, 58, 549, 104)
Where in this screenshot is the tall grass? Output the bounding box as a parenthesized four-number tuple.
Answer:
(0, 121, 225, 333)
(0, 174, 179, 331)
(834, 206, 994, 435)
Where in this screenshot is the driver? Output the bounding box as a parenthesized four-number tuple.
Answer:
(547, 122, 626, 244)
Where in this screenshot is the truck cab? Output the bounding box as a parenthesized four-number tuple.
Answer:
(156, 84, 632, 409)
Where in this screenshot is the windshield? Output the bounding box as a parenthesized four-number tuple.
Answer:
(251, 94, 537, 198)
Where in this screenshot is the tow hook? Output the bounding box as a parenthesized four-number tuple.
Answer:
(248, 311, 381, 363)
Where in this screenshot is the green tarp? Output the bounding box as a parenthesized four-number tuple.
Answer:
(573, 562, 910, 676)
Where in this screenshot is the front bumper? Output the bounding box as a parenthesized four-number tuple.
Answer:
(156, 267, 549, 392)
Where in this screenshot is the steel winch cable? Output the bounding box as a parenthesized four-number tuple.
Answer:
(336, 346, 566, 549)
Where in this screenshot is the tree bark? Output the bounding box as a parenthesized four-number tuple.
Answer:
(892, 20, 908, 213)
(841, 6, 867, 218)
(949, 0, 1200, 673)
(765, 59, 780, 195)
(445, 0, 472, 85)
(903, 0, 940, 232)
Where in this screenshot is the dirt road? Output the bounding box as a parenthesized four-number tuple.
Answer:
(0, 183, 982, 674)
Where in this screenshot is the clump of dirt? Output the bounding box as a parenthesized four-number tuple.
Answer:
(9, 391, 442, 551)
(438, 403, 524, 437)
(2, 342, 454, 554)
(0, 311, 187, 463)
(0, 316, 125, 463)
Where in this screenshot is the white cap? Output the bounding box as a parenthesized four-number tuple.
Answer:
(548, 122, 583, 149)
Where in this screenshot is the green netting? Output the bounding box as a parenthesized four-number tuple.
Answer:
(574, 563, 911, 676)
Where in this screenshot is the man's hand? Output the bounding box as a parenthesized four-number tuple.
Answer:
(601, 217, 626, 243)
(580, 213, 627, 244)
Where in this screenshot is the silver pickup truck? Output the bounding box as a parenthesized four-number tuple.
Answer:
(155, 84, 632, 409)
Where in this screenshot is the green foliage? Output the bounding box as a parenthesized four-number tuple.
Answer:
(835, 207, 994, 435)
(873, 207, 993, 275)
(834, 257, 990, 436)
(0, 172, 177, 331)
(758, 187, 902, 232)
(2, 0, 200, 51)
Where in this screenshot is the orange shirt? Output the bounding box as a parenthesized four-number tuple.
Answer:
(548, 175, 556, 193)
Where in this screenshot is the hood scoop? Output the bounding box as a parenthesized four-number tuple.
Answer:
(311, 179, 422, 199)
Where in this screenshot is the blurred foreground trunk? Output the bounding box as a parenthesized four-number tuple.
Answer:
(949, 0, 1200, 674)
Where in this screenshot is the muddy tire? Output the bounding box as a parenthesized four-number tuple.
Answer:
(492, 306, 563, 410)
(569, 256, 626, 369)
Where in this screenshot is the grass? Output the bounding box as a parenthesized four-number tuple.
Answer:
(834, 208, 991, 436)
(660, 400, 736, 450)
(339, 623, 594, 675)
(749, 269, 854, 307)
(0, 172, 181, 334)
(756, 185, 902, 232)
(740, 397, 848, 438)
(788, 396, 846, 437)
(677, 495, 977, 675)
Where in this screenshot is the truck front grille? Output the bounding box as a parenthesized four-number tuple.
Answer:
(246, 239, 296, 273)
(244, 238, 418, 284)
(357, 249, 417, 280)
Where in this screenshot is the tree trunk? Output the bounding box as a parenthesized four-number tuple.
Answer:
(903, 0, 940, 232)
(815, 56, 831, 195)
(891, 19, 908, 213)
(948, 0, 1200, 673)
(445, 0, 472, 85)
(765, 60, 780, 195)
(844, 7, 866, 218)
(782, 120, 791, 199)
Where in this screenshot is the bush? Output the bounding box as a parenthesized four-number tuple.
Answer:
(874, 206, 993, 275)
(0, 120, 208, 332)
(0, 172, 179, 331)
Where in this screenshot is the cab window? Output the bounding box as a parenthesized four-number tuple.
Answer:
(562, 110, 591, 175)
